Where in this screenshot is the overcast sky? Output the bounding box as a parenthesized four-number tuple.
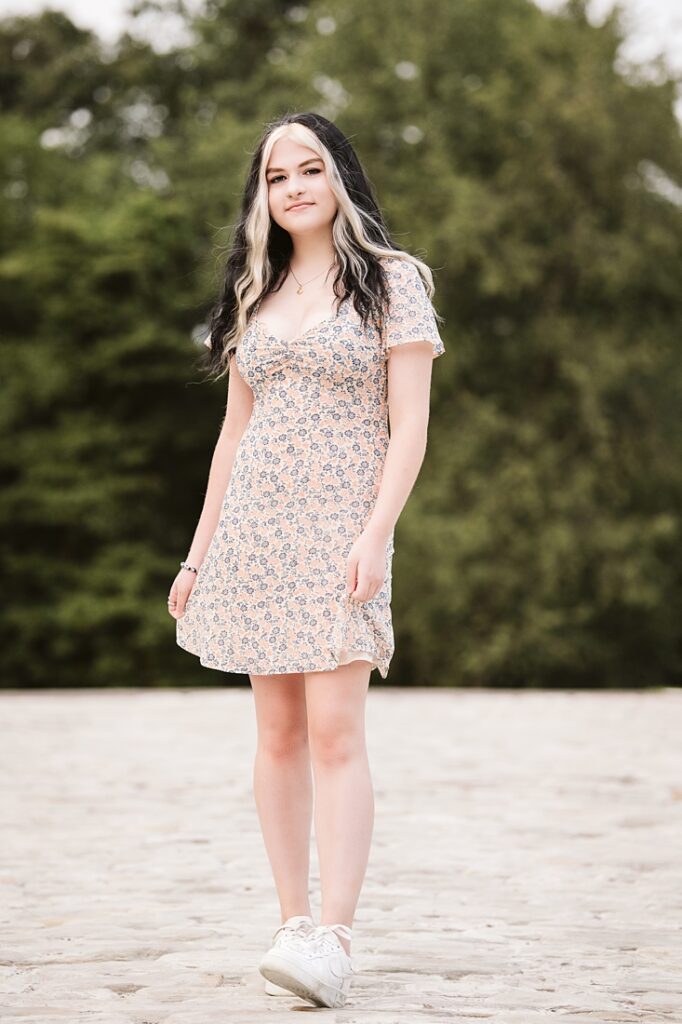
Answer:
(1, 0, 680, 73)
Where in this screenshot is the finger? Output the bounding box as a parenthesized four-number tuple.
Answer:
(167, 585, 178, 617)
(350, 572, 370, 602)
(353, 579, 381, 603)
(346, 557, 357, 596)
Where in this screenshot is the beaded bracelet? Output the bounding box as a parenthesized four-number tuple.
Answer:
(180, 560, 199, 574)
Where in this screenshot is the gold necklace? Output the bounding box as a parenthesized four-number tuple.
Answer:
(288, 260, 335, 295)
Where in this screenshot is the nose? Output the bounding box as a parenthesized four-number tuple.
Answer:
(287, 174, 307, 195)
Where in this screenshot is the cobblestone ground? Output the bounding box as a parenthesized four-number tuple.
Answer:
(1, 687, 681, 1023)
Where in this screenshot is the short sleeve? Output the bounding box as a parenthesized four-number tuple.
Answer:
(381, 258, 446, 359)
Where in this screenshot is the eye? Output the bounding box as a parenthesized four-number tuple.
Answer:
(268, 167, 322, 185)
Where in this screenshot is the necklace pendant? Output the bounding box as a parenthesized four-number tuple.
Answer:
(296, 285, 303, 294)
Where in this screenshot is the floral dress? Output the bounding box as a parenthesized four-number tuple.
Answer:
(176, 256, 445, 678)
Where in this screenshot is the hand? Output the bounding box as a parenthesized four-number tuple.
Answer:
(346, 527, 391, 603)
(167, 567, 198, 619)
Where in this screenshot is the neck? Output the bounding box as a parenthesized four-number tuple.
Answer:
(288, 229, 337, 278)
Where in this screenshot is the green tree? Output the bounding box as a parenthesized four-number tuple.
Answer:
(1, 0, 680, 688)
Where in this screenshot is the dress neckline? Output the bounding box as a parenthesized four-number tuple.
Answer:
(251, 293, 350, 346)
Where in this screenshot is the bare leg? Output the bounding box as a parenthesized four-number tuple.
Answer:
(249, 672, 313, 923)
(304, 660, 374, 955)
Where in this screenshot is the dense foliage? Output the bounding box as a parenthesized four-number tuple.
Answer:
(1, 0, 680, 687)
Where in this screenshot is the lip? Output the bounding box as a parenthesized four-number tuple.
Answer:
(287, 202, 314, 211)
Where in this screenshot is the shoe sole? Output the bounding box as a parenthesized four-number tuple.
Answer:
(264, 978, 294, 996)
(259, 949, 348, 1008)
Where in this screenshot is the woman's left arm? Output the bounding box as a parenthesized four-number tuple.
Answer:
(346, 343, 434, 602)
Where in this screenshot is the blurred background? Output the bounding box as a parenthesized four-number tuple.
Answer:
(1, 0, 680, 690)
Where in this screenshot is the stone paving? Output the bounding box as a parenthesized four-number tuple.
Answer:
(1, 687, 681, 1023)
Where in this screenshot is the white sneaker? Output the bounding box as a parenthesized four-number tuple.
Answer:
(259, 922, 355, 1008)
(262, 915, 315, 996)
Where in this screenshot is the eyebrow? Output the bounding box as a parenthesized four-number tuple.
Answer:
(265, 157, 323, 174)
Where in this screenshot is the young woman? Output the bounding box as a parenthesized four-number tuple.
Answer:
(168, 111, 445, 1008)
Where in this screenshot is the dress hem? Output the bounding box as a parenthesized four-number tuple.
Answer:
(176, 636, 389, 680)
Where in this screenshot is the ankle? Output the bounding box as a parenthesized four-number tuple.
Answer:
(281, 911, 313, 924)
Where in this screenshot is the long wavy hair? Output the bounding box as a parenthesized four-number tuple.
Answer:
(202, 111, 441, 380)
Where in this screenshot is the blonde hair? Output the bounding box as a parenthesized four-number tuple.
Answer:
(207, 118, 441, 379)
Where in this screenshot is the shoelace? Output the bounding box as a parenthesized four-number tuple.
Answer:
(309, 923, 352, 942)
(307, 922, 354, 963)
(273, 916, 313, 943)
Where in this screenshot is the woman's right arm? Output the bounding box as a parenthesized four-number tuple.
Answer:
(168, 352, 254, 619)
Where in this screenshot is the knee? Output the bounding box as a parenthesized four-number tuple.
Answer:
(309, 725, 364, 768)
(258, 725, 309, 761)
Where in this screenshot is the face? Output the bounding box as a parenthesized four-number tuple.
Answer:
(265, 137, 338, 235)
